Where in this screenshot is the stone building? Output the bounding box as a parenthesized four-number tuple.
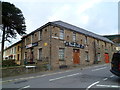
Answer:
(21, 21, 116, 69)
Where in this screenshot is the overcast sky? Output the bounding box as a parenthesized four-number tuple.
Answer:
(1, 0, 119, 48)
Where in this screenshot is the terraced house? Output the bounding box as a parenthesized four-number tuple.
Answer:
(20, 21, 116, 69)
(3, 40, 22, 65)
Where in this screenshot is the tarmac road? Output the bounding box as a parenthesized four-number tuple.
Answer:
(1, 64, 120, 89)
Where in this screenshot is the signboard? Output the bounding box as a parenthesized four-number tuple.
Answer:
(26, 44, 32, 48)
(64, 41, 84, 49)
(26, 42, 38, 49)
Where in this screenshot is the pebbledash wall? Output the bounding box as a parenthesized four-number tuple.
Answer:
(20, 21, 116, 69)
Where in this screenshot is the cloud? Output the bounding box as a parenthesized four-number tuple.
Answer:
(80, 15, 89, 24)
(48, 4, 70, 21)
(76, 0, 102, 15)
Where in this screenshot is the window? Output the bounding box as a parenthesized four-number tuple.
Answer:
(18, 46, 20, 51)
(17, 54, 19, 61)
(97, 53, 101, 61)
(14, 47, 16, 53)
(39, 48, 42, 61)
(39, 30, 42, 40)
(31, 35, 33, 43)
(85, 36, 87, 44)
(85, 51, 89, 62)
(59, 48, 64, 61)
(12, 48, 13, 54)
(73, 32, 76, 42)
(105, 42, 107, 48)
(67, 36, 69, 40)
(97, 40, 99, 45)
(24, 52, 27, 59)
(60, 29, 64, 39)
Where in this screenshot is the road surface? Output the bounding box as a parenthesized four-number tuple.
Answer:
(1, 64, 120, 89)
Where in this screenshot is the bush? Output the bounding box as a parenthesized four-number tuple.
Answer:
(2, 59, 19, 67)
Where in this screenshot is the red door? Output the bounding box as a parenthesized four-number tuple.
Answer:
(73, 49, 80, 64)
(104, 53, 109, 63)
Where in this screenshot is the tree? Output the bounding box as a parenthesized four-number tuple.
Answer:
(1, 1, 26, 61)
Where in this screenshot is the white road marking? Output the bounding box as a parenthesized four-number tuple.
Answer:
(86, 81, 100, 90)
(96, 84, 120, 88)
(18, 85, 30, 90)
(49, 73, 80, 82)
(110, 75, 114, 78)
(23, 85, 30, 88)
(2, 70, 75, 83)
(103, 78, 108, 81)
(2, 64, 108, 84)
(92, 67, 107, 71)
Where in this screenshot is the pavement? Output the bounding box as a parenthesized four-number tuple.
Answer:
(1, 63, 120, 89)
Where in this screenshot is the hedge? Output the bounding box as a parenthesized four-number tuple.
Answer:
(2, 59, 19, 67)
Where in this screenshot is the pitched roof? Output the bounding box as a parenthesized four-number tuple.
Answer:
(4, 40, 22, 51)
(51, 20, 113, 44)
(22, 20, 113, 44)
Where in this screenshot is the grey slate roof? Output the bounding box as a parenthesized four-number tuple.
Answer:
(51, 20, 113, 44)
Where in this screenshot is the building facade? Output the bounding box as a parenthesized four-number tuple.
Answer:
(104, 34, 120, 51)
(21, 21, 116, 69)
(3, 40, 22, 65)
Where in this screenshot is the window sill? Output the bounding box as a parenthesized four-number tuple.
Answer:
(59, 59, 65, 61)
(85, 60, 90, 62)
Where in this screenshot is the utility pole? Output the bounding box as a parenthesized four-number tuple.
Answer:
(49, 23, 52, 70)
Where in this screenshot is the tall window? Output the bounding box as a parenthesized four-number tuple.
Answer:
(85, 36, 87, 44)
(18, 46, 20, 51)
(60, 29, 64, 39)
(97, 53, 101, 61)
(39, 48, 42, 61)
(73, 32, 76, 42)
(97, 40, 99, 46)
(14, 47, 16, 53)
(85, 51, 89, 62)
(39, 30, 42, 40)
(24, 52, 27, 59)
(31, 34, 34, 43)
(59, 48, 64, 61)
(17, 54, 19, 61)
(105, 42, 107, 48)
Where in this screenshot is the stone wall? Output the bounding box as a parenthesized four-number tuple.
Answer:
(2, 65, 48, 78)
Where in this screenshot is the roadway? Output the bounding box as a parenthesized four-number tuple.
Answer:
(1, 64, 120, 89)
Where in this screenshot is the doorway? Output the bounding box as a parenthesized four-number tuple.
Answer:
(104, 53, 109, 63)
(73, 49, 80, 64)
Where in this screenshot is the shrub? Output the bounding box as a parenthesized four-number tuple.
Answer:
(2, 59, 19, 67)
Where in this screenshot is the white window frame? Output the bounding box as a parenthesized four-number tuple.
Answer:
(39, 30, 42, 40)
(97, 53, 101, 61)
(85, 51, 89, 62)
(38, 48, 42, 61)
(59, 29, 64, 40)
(85, 36, 87, 44)
(59, 48, 64, 61)
(73, 32, 76, 42)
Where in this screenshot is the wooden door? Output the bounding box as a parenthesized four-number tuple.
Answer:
(73, 49, 80, 64)
(104, 53, 109, 63)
